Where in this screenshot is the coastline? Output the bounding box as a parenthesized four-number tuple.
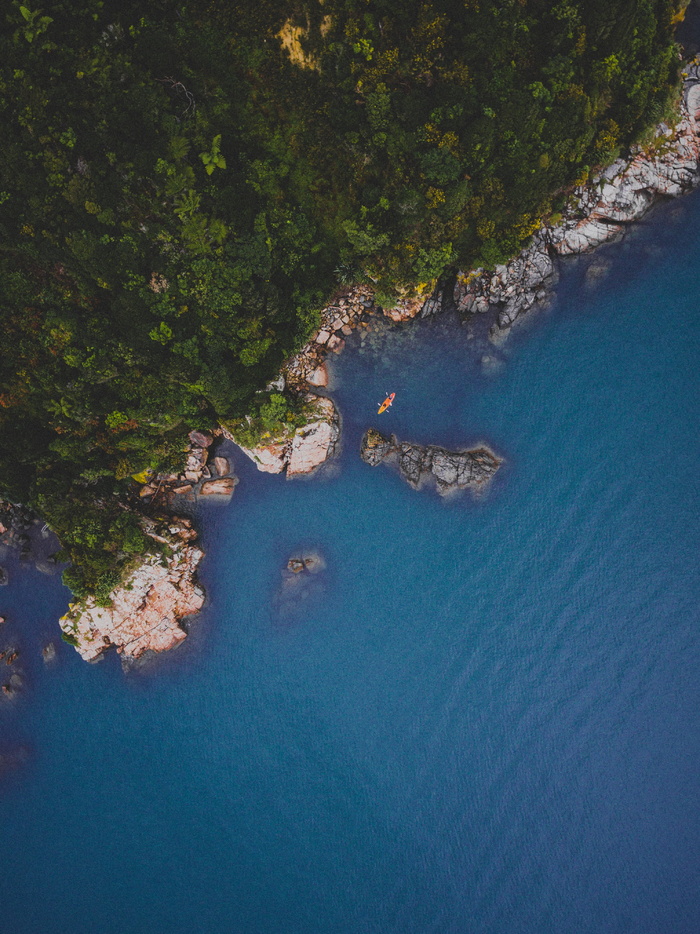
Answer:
(59, 61, 700, 663)
(445, 60, 700, 343)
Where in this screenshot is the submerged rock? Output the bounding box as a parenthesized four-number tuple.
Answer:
(360, 429, 502, 494)
(299, 551, 325, 573)
(277, 550, 327, 617)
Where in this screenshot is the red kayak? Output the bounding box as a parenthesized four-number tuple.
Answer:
(378, 393, 395, 414)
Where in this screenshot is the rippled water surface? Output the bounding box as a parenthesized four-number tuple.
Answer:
(1, 193, 699, 934)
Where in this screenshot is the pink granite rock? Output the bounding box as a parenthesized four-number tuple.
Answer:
(188, 429, 213, 448)
(239, 441, 288, 473)
(382, 296, 423, 322)
(306, 362, 329, 388)
(327, 335, 345, 353)
(60, 519, 205, 663)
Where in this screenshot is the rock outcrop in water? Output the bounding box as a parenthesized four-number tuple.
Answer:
(226, 393, 340, 478)
(444, 63, 700, 342)
(59, 517, 204, 664)
(277, 550, 327, 616)
(360, 429, 502, 494)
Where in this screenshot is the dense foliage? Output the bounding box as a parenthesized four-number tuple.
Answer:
(0, 0, 685, 594)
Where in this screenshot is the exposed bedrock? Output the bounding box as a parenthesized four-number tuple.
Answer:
(447, 63, 700, 342)
(360, 428, 502, 494)
(59, 517, 204, 664)
(226, 393, 340, 478)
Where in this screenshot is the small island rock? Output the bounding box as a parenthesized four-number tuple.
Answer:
(360, 429, 502, 494)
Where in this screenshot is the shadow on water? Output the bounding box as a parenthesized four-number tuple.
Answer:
(678, 0, 700, 55)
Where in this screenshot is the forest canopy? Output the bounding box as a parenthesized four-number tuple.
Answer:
(0, 0, 686, 594)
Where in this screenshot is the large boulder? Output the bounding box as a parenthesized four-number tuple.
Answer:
(199, 476, 238, 496)
(212, 455, 230, 476)
(306, 362, 329, 388)
(188, 429, 214, 448)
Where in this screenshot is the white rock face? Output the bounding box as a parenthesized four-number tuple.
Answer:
(236, 440, 289, 474)
(60, 521, 204, 663)
(286, 395, 340, 477)
(228, 394, 339, 477)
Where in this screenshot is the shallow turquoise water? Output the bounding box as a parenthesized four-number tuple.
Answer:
(1, 193, 699, 933)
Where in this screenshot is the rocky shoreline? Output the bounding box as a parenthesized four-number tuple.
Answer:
(139, 429, 238, 507)
(55, 61, 700, 663)
(222, 393, 340, 478)
(59, 516, 204, 664)
(441, 62, 700, 342)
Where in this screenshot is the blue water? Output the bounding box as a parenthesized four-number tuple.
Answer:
(2, 193, 700, 934)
